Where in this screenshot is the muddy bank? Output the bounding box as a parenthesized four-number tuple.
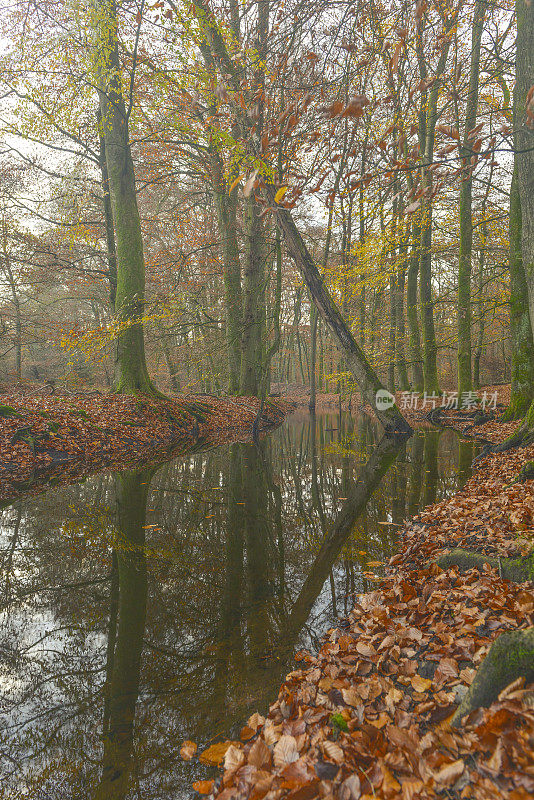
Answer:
(0, 391, 292, 504)
(193, 408, 534, 800)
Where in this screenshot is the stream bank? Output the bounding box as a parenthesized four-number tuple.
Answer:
(199, 404, 534, 800)
(0, 390, 291, 503)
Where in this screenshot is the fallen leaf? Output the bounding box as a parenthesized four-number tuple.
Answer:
(248, 737, 272, 769)
(433, 758, 464, 786)
(273, 735, 299, 768)
(192, 780, 214, 794)
(199, 740, 238, 766)
(274, 186, 289, 203)
(411, 674, 432, 693)
(322, 740, 344, 764)
(180, 740, 197, 760)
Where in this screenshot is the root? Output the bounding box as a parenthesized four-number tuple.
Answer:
(452, 627, 534, 726)
(436, 548, 534, 583)
(0, 403, 23, 419)
(514, 461, 534, 483)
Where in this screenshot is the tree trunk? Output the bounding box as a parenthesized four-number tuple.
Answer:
(497, 0, 534, 442)
(452, 627, 534, 727)
(309, 305, 319, 413)
(504, 168, 534, 417)
(267, 190, 412, 436)
(211, 151, 242, 394)
(407, 219, 424, 392)
(96, 0, 158, 396)
(457, 0, 485, 398)
(416, 9, 455, 395)
(396, 218, 410, 390)
(240, 195, 266, 395)
(97, 106, 118, 310)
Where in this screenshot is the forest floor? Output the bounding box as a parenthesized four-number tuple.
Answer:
(190, 384, 534, 800)
(0, 389, 291, 504)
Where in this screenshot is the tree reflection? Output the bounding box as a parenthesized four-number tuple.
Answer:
(0, 413, 473, 799)
(96, 467, 157, 800)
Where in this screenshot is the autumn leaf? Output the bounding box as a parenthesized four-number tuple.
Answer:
(322, 740, 344, 764)
(224, 744, 245, 772)
(228, 175, 242, 194)
(433, 758, 464, 786)
(356, 641, 376, 658)
(274, 186, 289, 204)
(248, 737, 272, 769)
(199, 740, 238, 766)
(273, 735, 299, 768)
(339, 774, 361, 799)
(240, 725, 256, 740)
(180, 740, 197, 761)
(410, 674, 432, 693)
(192, 781, 214, 795)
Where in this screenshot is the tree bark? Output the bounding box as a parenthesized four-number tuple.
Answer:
(457, 0, 485, 398)
(211, 152, 242, 393)
(267, 190, 413, 436)
(96, 0, 158, 395)
(505, 167, 534, 418)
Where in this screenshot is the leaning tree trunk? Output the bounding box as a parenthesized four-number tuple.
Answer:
(267, 190, 413, 436)
(95, 0, 158, 395)
(457, 0, 485, 398)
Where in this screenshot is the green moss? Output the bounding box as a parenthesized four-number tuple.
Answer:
(68, 408, 89, 419)
(0, 404, 23, 419)
(330, 713, 349, 738)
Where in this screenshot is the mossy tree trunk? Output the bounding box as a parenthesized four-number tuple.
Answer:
(505, 167, 534, 419)
(211, 151, 243, 394)
(498, 0, 534, 441)
(240, 194, 266, 396)
(415, 8, 456, 395)
(95, 0, 159, 396)
(452, 627, 534, 726)
(457, 0, 485, 398)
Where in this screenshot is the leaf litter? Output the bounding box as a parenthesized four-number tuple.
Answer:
(0, 391, 290, 503)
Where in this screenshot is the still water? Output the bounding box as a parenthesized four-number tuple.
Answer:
(0, 411, 477, 799)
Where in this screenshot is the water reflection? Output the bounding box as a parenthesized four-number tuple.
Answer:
(0, 412, 476, 798)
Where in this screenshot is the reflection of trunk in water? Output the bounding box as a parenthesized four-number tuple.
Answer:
(96, 467, 154, 800)
(285, 434, 403, 646)
(241, 442, 277, 666)
(407, 433, 424, 517)
(423, 430, 440, 507)
(458, 439, 474, 484)
(212, 443, 245, 711)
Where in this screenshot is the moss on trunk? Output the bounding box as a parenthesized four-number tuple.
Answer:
(452, 627, 534, 726)
(96, 0, 160, 397)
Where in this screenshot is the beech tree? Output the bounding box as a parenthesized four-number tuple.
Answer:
(95, 0, 160, 395)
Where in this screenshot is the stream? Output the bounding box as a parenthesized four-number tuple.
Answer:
(0, 410, 479, 799)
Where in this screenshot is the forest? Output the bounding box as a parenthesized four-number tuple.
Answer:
(0, 0, 533, 799)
